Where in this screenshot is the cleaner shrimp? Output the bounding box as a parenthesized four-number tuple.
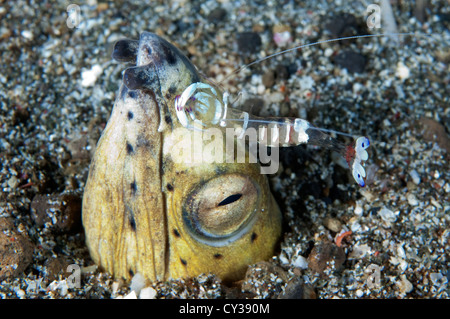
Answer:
(174, 32, 435, 188)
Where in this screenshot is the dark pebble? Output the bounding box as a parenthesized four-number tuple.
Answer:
(300, 181, 323, 199)
(262, 70, 275, 88)
(207, 7, 227, 23)
(223, 286, 256, 299)
(279, 146, 307, 171)
(242, 98, 264, 115)
(416, 118, 450, 153)
(45, 256, 71, 281)
(333, 50, 367, 74)
(324, 13, 362, 39)
(0, 218, 34, 280)
(275, 64, 289, 80)
(307, 241, 346, 274)
(241, 261, 288, 297)
(278, 276, 316, 299)
(236, 32, 262, 54)
(262, 64, 290, 88)
(414, 0, 428, 24)
(67, 135, 90, 160)
(12, 107, 30, 125)
(438, 12, 450, 26)
(30, 193, 82, 233)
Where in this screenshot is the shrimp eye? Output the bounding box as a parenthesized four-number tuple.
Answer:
(357, 137, 370, 150)
(352, 162, 366, 187)
(353, 171, 365, 187)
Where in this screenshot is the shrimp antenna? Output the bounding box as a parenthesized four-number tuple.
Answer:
(221, 32, 417, 82)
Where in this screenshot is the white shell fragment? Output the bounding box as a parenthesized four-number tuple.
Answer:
(406, 193, 419, 206)
(409, 169, 421, 185)
(379, 207, 397, 223)
(395, 62, 410, 80)
(292, 255, 308, 269)
(81, 64, 103, 87)
(130, 273, 146, 296)
(123, 291, 137, 299)
(396, 275, 413, 294)
(139, 287, 157, 299)
(430, 273, 447, 286)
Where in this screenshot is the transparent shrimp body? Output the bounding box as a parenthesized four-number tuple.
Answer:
(175, 81, 370, 187)
(175, 82, 229, 130)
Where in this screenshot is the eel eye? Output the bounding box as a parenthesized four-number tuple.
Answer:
(182, 174, 260, 246)
(218, 194, 242, 206)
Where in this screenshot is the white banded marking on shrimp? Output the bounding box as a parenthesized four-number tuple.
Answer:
(173, 32, 430, 187)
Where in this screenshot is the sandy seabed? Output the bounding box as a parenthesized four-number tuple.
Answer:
(0, 0, 448, 299)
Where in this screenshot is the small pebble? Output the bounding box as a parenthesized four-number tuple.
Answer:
(139, 287, 157, 299)
(348, 244, 371, 259)
(45, 257, 71, 281)
(30, 193, 82, 233)
(21, 30, 33, 40)
(352, 82, 364, 95)
(0, 218, 34, 280)
(130, 273, 146, 295)
(268, 92, 284, 103)
(236, 32, 261, 54)
(333, 50, 367, 74)
(299, 75, 315, 90)
(123, 291, 137, 299)
(324, 47, 334, 57)
(307, 241, 346, 274)
(292, 255, 308, 269)
(111, 281, 120, 295)
(242, 98, 264, 114)
(396, 275, 413, 294)
(409, 169, 421, 185)
(207, 7, 227, 23)
(272, 25, 291, 45)
(444, 183, 450, 193)
(354, 203, 363, 216)
(417, 118, 450, 153)
(7, 176, 19, 189)
(378, 207, 397, 223)
(324, 217, 342, 233)
(241, 261, 288, 298)
(324, 12, 359, 38)
(277, 277, 316, 299)
(15, 289, 26, 298)
(262, 70, 275, 88)
(97, 2, 109, 12)
(273, 30, 292, 47)
(431, 198, 442, 209)
(430, 273, 446, 286)
(396, 62, 410, 80)
(407, 193, 419, 206)
(81, 64, 102, 87)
